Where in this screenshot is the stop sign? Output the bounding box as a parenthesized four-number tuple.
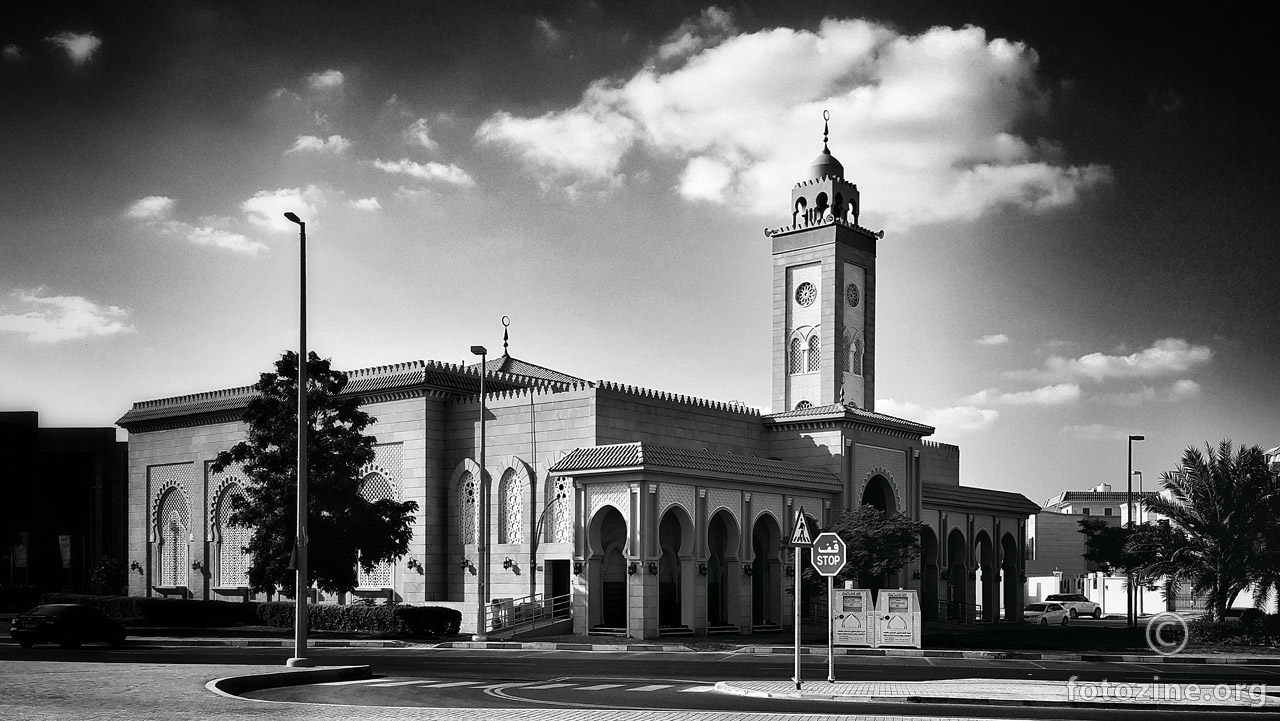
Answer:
(810, 532, 846, 577)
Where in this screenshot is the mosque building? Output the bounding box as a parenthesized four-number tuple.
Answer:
(118, 126, 1039, 639)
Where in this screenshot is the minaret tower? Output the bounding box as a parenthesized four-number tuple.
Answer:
(767, 113, 881, 412)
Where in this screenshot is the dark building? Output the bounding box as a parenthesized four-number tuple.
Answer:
(0, 411, 128, 592)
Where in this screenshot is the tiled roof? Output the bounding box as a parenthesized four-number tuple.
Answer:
(1043, 490, 1159, 507)
(922, 482, 1041, 516)
(473, 354, 585, 385)
(548, 442, 840, 487)
(764, 403, 934, 435)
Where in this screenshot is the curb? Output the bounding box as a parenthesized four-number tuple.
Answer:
(433, 641, 689, 652)
(127, 638, 409, 648)
(732, 645, 1280, 664)
(206, 664, 373, 698)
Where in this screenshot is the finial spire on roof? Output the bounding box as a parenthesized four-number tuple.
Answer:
(822, 109, 830, 153)
(502, 315, 510, 356)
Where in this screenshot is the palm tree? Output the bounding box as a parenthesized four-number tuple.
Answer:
(1130, 441, 1277, 619)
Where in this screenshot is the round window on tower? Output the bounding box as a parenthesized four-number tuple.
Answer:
(795, 282, 817, 307)
(846, 283, 860, 308)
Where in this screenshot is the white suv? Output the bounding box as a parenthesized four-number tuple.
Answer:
(1044, 593, 1102, 619)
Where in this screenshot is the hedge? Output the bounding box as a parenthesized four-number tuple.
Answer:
(39, 593, 460, 637)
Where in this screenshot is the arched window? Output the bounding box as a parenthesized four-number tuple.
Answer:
(157, 488, 189, 587)
(841, 328, 852, 374)
(458, 471, 478, 545)
(545, 477, 574, 544)
(806, 335, 820, 372)
(795, 400, 812, 411)
(215, 485, 250, 587)
(358, 472, 394, 588)
(850, 331, 864, 377)
(789, 337, 804, 374)
(499, 468, 527, 544)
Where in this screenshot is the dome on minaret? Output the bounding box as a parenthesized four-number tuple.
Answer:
(806, 149, 844, 180)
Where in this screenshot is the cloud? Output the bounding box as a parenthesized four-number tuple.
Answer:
(974, 333, 1010, 346)
(1008, 338, 1212, 383)
(308, 69, 344, 91)
(0, 289, 133, 343)
(372, 158, 475, 187)
(1094, 379, 1202, 406)
(877, 398, 999, 435)
(286, 134, 351, 154)
(476, 15, 1110, 225)
(3, 44, 24, 62)
(45, 32, 101, 64)
(125, 196, 175, 220)
(404, 118, 439, 151)
(1168, 379, 1201, 400)
(964, 383, 1080, 406)
(1061, 424, 1129, 442)
(241, 186, 324, 232)
(535, 17, 561, 45)
(350, 197, 381, 211)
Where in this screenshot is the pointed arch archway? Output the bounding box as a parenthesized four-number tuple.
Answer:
(920, 526, 939, 621)
(1000, 532, 1021, 621)
(587, 506, 628, 629)
(750, 512, 783, 627)
(975, 531, 996, 622)
(706, 509, 741, 628)
(946, 527, 967, 621)
(658, 505, 694, 629)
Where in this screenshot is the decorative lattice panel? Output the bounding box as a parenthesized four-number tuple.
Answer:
(854, 444, 905, 512)
(545, 476, 574, 544)
(850, 331, 864, 377)
(499, 469, 527, 544)
(587, 482, 629, 524)
(658, 483, 695, 523)
(752, 493, 784, 531)
(789, 337, 804, 374)
(366, 443, 404, 500)
(207, 460, 244, 541)
(149, 464, 195, 542)
(358, 472, 394, 587)
(458, 472, 478, 545)
(807, 335, 821, 372)
(158, 488, 189, 587)
(706, 488, 741, 526)
(216, 487, 250, 587)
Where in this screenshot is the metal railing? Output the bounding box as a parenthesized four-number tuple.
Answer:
(485, 592, 571, 634)
(936, 600, 989, 623)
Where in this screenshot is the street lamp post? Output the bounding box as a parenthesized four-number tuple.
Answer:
(1126, 434, 1144, 629)
(1132, 471, 1143, 522)
(471, 345, 487, 641)
(283, 212, 311, 667)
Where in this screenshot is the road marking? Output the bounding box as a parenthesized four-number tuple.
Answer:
(626, 684, 673, 692)
(317, 678, 394, 686)
(574, 684, 624, 691)
(418, 681, 481, 688)
(678, 686, 715, 693)
(475, 682, 534, 690)
(523, 683, 575, 690)
(370, 680, 437, 687)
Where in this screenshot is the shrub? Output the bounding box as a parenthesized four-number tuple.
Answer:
(1188, 612, 1277, 646)
(90, 559, 128, 596)
(42, 593, 257, 626)
(395, 605, 461, 637)
(257, 602, 460, 637)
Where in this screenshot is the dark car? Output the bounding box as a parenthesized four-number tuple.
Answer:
(9, 604, 126, 649)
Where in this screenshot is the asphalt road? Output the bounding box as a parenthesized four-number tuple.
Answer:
(4, 643, 1278, 720)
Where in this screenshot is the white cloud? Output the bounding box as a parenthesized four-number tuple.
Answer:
(679, 156, 734, 202)
(975, 333, 1010, 346)
(308, 69, 344, 91)
(286, 134, 351, 154)
(1008, 338, 1212, 383)
(0, 289, 133, 343)
(45, 32, 101, 64)
(1094, 379, 1202, 406)
(1061, 424, 1129, 442)
(373, 158, 475, 187)
(241, 186, 324, 232)
(125, 196, 175, 220)
(476, 15, 1110, 225)
(404, 118, 439, 151)
(877, 398, 999, 436)
(3, 44, 24, 62)
(350, 197, 381, 211)
(1168, 379, 1201, 400)
(964, 383, 1080, 406)
(535, 17, 561, 45)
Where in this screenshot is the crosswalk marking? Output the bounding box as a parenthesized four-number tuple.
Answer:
(370, 680, 437, 687)
(626, 684, 673, 692)
(418, 681, 481, 688)
(678, 686, 715, 693)
(523, 683, 575, 690)
(575, 684, 624, 691)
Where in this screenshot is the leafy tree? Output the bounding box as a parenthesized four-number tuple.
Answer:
(1077, 517, 1131, 574)
(811, 505, 924, 595)
(212, 351, 418, 596)
(1126, 441, 1277, 618)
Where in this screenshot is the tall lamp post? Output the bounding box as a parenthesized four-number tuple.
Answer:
(471, 345, 488, 641)
(1131, 471, 1143, 523)
(1126, 434, 1144, 629)
(284, 211, 311, 667)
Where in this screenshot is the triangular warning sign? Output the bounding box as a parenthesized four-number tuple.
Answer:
(789, 507, 812, 546)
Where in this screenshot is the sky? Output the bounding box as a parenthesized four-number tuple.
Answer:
(2, 2, 1277, 506)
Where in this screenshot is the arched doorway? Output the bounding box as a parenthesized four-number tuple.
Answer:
(861, 474, 896, 514)
(975, 531, 996, 622)
(751, 514, 782, 627)
(658, 507, 692, 629)
(588, 507, 628, 630)
(946, 528, 967, 621)
(706, 510, 740, 628)
(920, 527, 939, 621)
(1000, 533, 1021, 621)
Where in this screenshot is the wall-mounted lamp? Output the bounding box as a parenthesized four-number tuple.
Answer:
(459, 558, 473, 570)
(573, 560, 584, 575)
(191, 560, 204, 573)
(743, 564, 754, 576)
(628, 562, 638, 576)
(647, 562, 658, 576)
(911, 569, 922, 580)
(406, 558, 423, 574)
(130, 560, 143, 576)
(785, 564, 795, 577)
(502, 557, 515, 570)
(698, 562, 708, 576)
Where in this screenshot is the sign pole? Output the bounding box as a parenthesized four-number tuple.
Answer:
(827, 574, 835, 682)
(793, 545, 802, 690)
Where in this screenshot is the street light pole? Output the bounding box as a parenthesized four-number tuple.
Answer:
(284, 212, 311, 668)
(1132, 471, 1143, 522)
(471, 345, 487, 641)
(1126, 434, 1144, 629)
